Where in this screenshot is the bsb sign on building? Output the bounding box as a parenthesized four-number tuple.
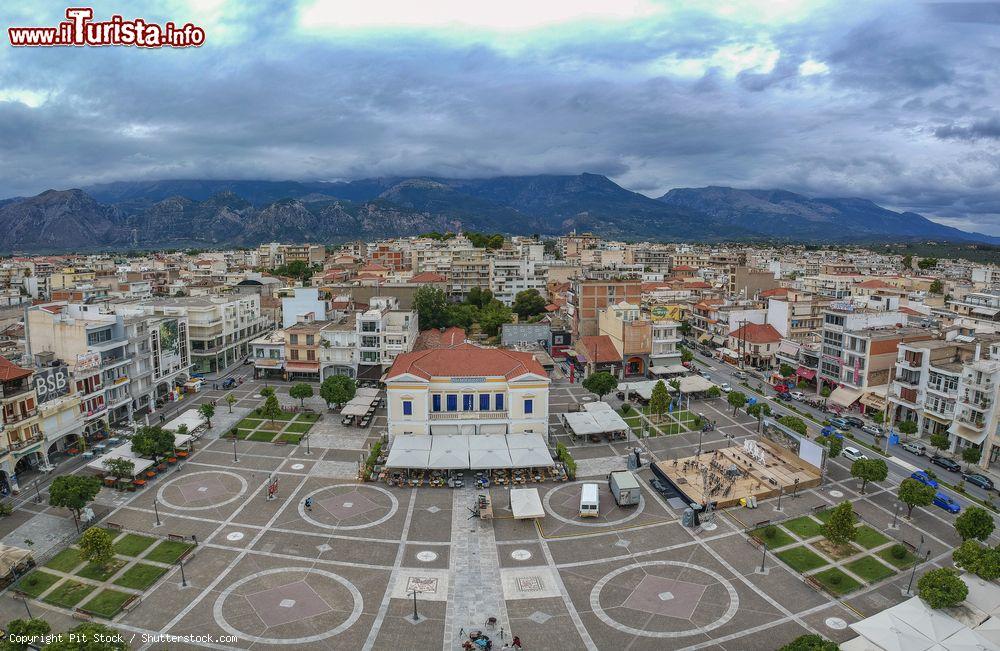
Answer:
(33, 365, 71, 404)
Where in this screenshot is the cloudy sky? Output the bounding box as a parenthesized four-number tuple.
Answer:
(2, 0, 1000, 232)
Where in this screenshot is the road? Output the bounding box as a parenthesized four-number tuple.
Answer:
(691, 348, 995, 509)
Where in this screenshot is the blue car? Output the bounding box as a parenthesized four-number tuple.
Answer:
(821, 426, 845, 439)
(910, 471, 938, 489)
(933, 492, 961, 514)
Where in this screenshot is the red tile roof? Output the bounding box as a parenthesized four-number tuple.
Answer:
(387, 343, 546, 380)
(729, 323, 782, 344)
(360, 263, 389, 272)
(672, 265, 697, 271)
(685, 281, 712, 289)
(0, 356, 31, 382)
(760, 287, 789, 298)
(577, 335, 622, 363)
(409, 272, 447, 283)
(856, 279, 893, 289)
(413, 327, 467, 351)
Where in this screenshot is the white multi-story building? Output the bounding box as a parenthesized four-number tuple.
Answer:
(490, 253, 547, 305)
(385, 344, 550, 439)
(356, 296, 418, 381)
(320, 315, 358, 380)
(651, 320, 682, 367)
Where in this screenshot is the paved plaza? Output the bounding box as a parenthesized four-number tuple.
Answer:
(0, 376, 983, 650)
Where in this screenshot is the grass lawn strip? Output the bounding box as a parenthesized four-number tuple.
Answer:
(877, 546, 919, 569)
(845, 556, 896, 583)
(751, 525, 796, 549)
(76, 559, 126, 582)
(43, 579, 97, 608)
(16, 570, 61, 598)
(298, 413, 321, 423)
(113, 533, 157, 557)
(812, 567, 862, 595)
(114, 563, 167, 590)
(775, 545, 828, 573)
(278, 433, 303, 444)
(44, 547, 82, 573)
(236, 418, 263, 429)
(144, 540, 194, 564)
(284, 422, 312, 434)
(783, 516, 824, 540)
(80, 589, 133, 619)
(248, 430, 278, 442)
(854, 525, 891, 550)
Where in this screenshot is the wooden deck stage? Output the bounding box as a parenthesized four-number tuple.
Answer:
(654, 438, 821, 509)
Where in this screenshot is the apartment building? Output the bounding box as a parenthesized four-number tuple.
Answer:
(257, 243, 325, 268)
(356, 296, 418, 380)
(31, 352, 85, 461)
(448, 247, 491, 300)
(598, 302, 651, 377)
(319, 314, 358, 380)
(726, 322, 782, 369)
(490, 250, 547, 305)
(728, 266, 781, 298)
(385, 344, 549, 439)
(948, 290, 1000, 331)
(650, 320, 682, 368)
(284, 321, 324, 381)
(251, 329, 286, 380)
(626, 244, 673, 272)
(49, 267, 96, 291)
(802, 273, 863, 299)
(139, 295, 268, 375)
(766, 290, 830, 343)
(281, 288, 328, 328)
(0, 356, 43, 494)
(568, 277, 642, 339)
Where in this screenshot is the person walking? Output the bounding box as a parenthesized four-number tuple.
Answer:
(511, 636, 522, 649)
(304, 496, 313, 512)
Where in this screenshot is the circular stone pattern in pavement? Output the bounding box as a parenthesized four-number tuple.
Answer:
(214, 567, 362, 644)
(226, 532, 245, 542)
(542, 481, 645, 528)
(157, 471, 249, 511)
(298, 484, 399, 531)
(291, 463, 305, 470)
(590, 560, 739, 638)
(416, 551, 438, 562)
(829, 490, 844, 498)
(826, 617, 847, 630)
(511, 549, 533, 561)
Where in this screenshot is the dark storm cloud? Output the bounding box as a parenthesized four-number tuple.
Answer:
(1, 0, 1000, 233)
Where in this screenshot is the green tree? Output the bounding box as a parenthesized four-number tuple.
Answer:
(78, 527, 115, 569)
(727, 391, 747, 415)
(955, 506, 995, 542)
(896, 419, 917, 437)
(512, 289, 547, 318)
(825, 436, 843, 459)
(951, 540, 1000, 580)
(870, 410, 884, 424)
(962, 446, 982, 469)
(225, 393, 236, 413)
(706, 385, 722, 398)
(1, 618, 51, 651)
(929, 279, 944, 294)
(445, 303, 478, 330)
(917, 257, 939, 270)
(289, 383, 313, 407)
(975, 547, 1000, 581)
(45, 622, 129, 651)
(320, 375, 356, 409)
(930, 433, 950, 451)
(777, 415, 808, 436)
(260, 386, 276, 398)
(582, 371, 618, 401)
(477, 300, 513, 337)
(649, 380, 670, 423)
(679, 346, 693, 363)
(48, 476, 101, 527)
(779, 363, 795, 378)
(260, 394, 283, 425)
(198, 401, 215, 428)
(777, 634, 839, 651)
(466, 286, 494, 309)
(918, 568, 968, 609)
(823, 501, 857, 547)
(898, 478, 936, 517)
(851, 458, 888, 495)
(414, 285, 448, 330)
(102, 457, 135, 489)
(901, 254, 913, 269)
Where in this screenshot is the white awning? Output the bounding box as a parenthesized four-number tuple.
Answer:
(948, 421, 989, 445)
(163, 409, 207, 433)
(341, 402, 370, 416)
(428, 434, 470, 469)
(356, 387, 380, 398)
(468, 434, 513, 469)
(87, 449, 155, 476)
(173, 433, 193, 447)
(678, 375, 714, 394)
(506, 433, 554, 467)
(777, 340, 800, 357)
(829, 385, 863, 408)
(385, 442, 430, 469)
(510, 488, 545, 519)
(650, 364, 688, 376)
(711, 335, 727, 346)
(564, 403, 629, 436)
(618, 380, 658, 400)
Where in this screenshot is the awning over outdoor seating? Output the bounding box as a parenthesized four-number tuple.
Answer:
(859, 387, 887, 411)
(698, 334, 712, 343)
(717, 347, 739, 359)
(510, 488, 545, 519)
(428, 434, 470, 469)
(619, 380, 661, 400)
(778, 340, 800, 357)
(711, 335, 727, 346)
(163, 409, 207, 433)
(828, 385, 863, 408)
(650, 364, 688, 376)
(87, 449, 155, 476)
(356, 387, 380, 398)
(341, 402, 370, 416)
(948, 420, 989, 445)
(0, 544, 33, 578)
(795, 366, 816, 380)
(677, 375, 715, 394)
(385, 435, 432, 469)
(173, 433, 193, 448)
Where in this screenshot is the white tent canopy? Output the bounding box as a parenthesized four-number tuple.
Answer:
(849, 595, 999, 651)
(618, 380, 662, 400)
(386, 433, 552, 470)
(506, 433, 554, 467)
(510, 488, 545, 519)
(677, 375, 715, 394)
(469, 434, 513, 469)
(564, 402, 629, 437)
(341, 398, 372, 416)
(385, 435, 432, 469)
(650, 364, 688, 376)
(87, 449, 155, 476)
(830, 385, 863, 408)
(429, 434, 471, 469)
(356, 387, 380, 398)
(163, 409, 207, 433)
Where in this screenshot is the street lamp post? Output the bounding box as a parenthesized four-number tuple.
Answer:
(21, 595, 32, 619)
(153, 499, 161, 527)
(179, 558, 187, 587)
(306, 433, 311, 455)
(905, 550, 931, 596)
(233, 435, 238, 463)
(775, 486, 783, 512)
(34, 479, 41, 504)
(890, 503, 900, 530)
(408, 589, 421, 622)
(760, 542, 767, 573)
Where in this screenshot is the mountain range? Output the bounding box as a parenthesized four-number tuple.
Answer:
(0, 173, 995, 253)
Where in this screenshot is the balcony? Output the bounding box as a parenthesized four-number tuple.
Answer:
(0, 383, 32, 401)
(8, 434, 42, 451)
(961, 393, 994, 410)
(2, 408, 38, 424)
(957, 414, 986, 431)
(430, 411, 510, 421)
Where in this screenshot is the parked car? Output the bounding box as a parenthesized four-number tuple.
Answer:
(901, 441, 926, 456)
(649, 478, 670, 496)
(820, 426, 845, 439)
(222, 378, 237, 389)
(789, 391, 806, 401)
(962, 473, 994, 491)
(829, 417, 851, 430)
(843, 446, 868, 462)
(843, 416, 865, 428)
(861, 424, 884, 436)
(719, 383, 732, 393)
(910, 470, 938, 488)
(933, 492, 961, 514)
(930, 455, 962, 472)
(775, 392, 792, 401)
(733, 370, 747, 380)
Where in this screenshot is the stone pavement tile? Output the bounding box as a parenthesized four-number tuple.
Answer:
(799, 602, 863, 645)
(491, 514, 543, 543)
(565, 444, 619, 460)
(208, 524, 258, 548)
(106, 506, 222, 541)
(322, 447, 365, 462)
(278, 456, 318, 474)
(505, 596, 585, 650)
(191, 448, 285, 473)
(252, 528, 399, 567)
(497, 542, 546, 568)
(122, 547, 240, 630)
(843, 571, 913, 619)
(401, 543, 451, 570)
(370, 598, 446, 651)
(720, 619, 813, 651)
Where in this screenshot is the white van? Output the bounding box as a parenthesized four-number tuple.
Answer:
(579, 483, 600, 518)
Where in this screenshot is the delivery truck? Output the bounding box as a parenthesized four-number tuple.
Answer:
(608, 470, 641, 507)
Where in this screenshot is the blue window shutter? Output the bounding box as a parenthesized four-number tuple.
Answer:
(446, 394, 457, 411)
(463, 394, 474, 411)
(432, 395, 441, 412)
(495, 393, 504, 410)
(403, 401, 412, 416)
(524, 399, 533, 414)
(479, 394, 490, 411)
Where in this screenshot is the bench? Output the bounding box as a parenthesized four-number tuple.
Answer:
(121, 594, 141, 613)
(273, 440, 288, 446)
(754, 519, 771, 528)
(167, 533, 186, 542)
(105, 522, 123, 531)
(803, 577, 823, 593)
(72, 609, 93, 622)
(812, 504, 826, 512)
